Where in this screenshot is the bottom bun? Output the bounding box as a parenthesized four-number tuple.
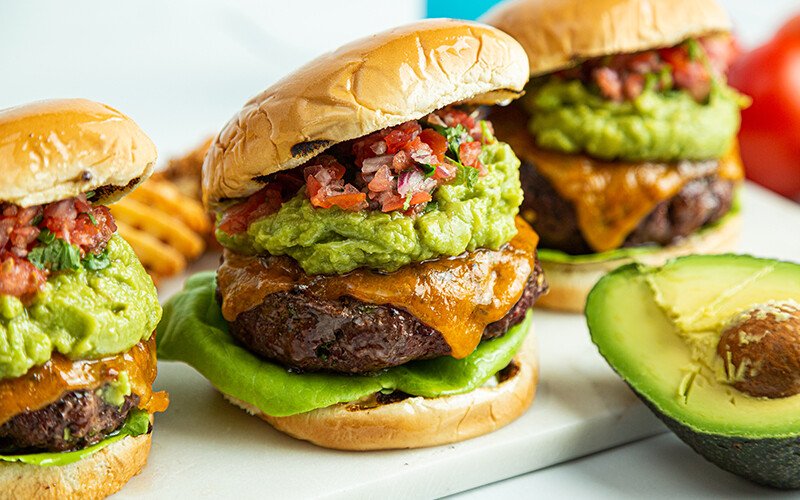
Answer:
(0, 433, 151, 500)
(225, 328, 538, 450)
(539, 214, 741, 313)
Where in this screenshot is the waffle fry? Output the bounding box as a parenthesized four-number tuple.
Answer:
(127, 181, 211, 235)
(111, 174, 212, 284)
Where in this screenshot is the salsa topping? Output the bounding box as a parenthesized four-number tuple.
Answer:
(219, 107, 495, 234)
(557, 35, 738, 102)
(0, 195, 116, 299)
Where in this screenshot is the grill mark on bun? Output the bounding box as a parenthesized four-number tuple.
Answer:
(290, 140, 333, 158)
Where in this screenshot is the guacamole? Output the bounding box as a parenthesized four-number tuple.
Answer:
(217, 141, 523, 275)
(523, 78, 746, 162)
(0, 235, 161, 380)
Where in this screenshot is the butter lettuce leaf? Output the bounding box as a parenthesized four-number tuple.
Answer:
(156, 272, 532, 417)
(0, 409, 150, 467)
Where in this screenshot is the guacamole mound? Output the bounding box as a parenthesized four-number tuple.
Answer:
(0, 235, 161, 380)
(523, 78, 746, 162)
(217, 141, 523, 275)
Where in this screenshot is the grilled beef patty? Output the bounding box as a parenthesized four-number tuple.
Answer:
(519, 159, 735, 255)
(225, 258, 547, 374)
(0, 389, 139, 454)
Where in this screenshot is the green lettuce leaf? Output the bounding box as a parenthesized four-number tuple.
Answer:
(539, 193, 742, 265)
(0, 409, 150, 467)
(156, 272, 532, 417)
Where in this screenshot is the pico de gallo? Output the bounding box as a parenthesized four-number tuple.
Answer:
(219, 107, 495, 235)
(556, 35, 738, 102)
(0, 194, 116, 299)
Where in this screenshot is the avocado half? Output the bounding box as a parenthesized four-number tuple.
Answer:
(586, 254, 800, 489)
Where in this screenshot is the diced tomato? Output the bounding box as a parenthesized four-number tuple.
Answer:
(458, 141, 483, 169)
(439, 108, 475, 131)
(0, 253, 46, 299)
(380, 194, 406, 213)
(367, 166, 393, 192)
(326, 192, 367, 211)
(383, 121, 421, 154)
(392, 150, 414, 172)
(407, 192, 432, 206)
(419, 129, 447, 161)
(219, 186, 283, 234)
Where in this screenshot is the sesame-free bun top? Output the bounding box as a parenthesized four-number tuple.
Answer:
(0, 98, 157, 207)
(203, 19, 530, 207)
(482, 0, 731, 76)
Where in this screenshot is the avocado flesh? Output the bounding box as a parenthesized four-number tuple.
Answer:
(586, 254, 800, 489)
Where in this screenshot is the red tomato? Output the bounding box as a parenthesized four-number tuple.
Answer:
(418, 128, 447, 161)
(458, 141, 483, 169)
(729, 18, 800, 200)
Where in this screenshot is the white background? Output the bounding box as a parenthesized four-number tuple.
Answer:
(2, 1, 800, 498)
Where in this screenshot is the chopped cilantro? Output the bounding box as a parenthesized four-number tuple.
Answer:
(422, 201, 439, 214)
(37, 228, 56, 245)
(453, 162, 479, 189)
(31, 213, 43, 226)
(431, 124, 470, 162)
(28, 233, 82, 272)
(28, 229, 111, 272)
(82, 250, 111, 270)
(480, 120, 495, 144)
(420, 163, 437, 178)
(686, 38, 702, 61)
(402, 192, 413, 211)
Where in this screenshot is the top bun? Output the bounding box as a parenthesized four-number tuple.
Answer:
(482, 0, 731, 76)
(0, 99, 157, 207)
(203, 19, 530, 207)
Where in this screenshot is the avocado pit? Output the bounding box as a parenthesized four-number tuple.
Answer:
(717, 300, 800, 399)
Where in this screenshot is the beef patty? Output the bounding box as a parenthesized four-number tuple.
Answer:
(520, 160, 735, 255)
(226, 258, 547, 374)
(0, 389, 139, 454)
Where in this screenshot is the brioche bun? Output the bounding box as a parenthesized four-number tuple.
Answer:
(203, 19, 530, 207)
(0, 99, 157, 207)
(539, 213, 741, 312)
(0, 433, 151, 500)
(482, 0, 731, 76)
(223, 329, 537, 450)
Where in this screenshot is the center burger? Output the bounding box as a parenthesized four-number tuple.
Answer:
(0, 99, 167, 498)
(157, 19, 547, 450)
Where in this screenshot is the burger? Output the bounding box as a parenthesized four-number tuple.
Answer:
(0, 99, 167, 497)
(157, 19, 548, 450)
(483, 0, 748, 311)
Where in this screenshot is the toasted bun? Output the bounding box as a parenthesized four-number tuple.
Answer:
(224, 329, 537, 450)
(0, 433, 151, 500)
(483, 0, 731, 76)
(539, 214, 741, 313)
(0, 99, 157, 207)
(203, 19, 529, 207)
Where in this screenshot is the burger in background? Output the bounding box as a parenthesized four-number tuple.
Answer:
(0, 99, 167, 498)
(157, 19, 546, 450)
(483, 0, 749, 312)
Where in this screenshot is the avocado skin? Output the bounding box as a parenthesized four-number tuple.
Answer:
(635, 389, 800, 489)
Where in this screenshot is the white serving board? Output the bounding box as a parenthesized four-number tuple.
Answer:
(116, 183, 800, 499)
